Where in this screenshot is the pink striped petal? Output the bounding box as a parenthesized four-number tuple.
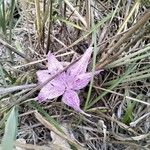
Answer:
(36, 70, 51, 84)
(36, 70, 66, 86)
(62, 90, 82, 112)
(67, 47, 93, 77)
(37, 82, 65, 102)
(72, 70, 102, 90)
(47, 52, 63, 74)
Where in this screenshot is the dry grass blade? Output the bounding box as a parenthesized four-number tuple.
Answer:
(34, 111, 86, 150)
(0, 38, 30, 61)
(64, 0, 87, 28)
(96, 10, 150, 69)
(13, 51, 74, 69)
(85, 0, 92, 29)
(1, 106, 18, 150)
(94, 86, 150, 106)
(117, 0, 140, 33)
(111, 141, 148, 150)
(46, 0, 53, 53)
(34, 0, 42, 39)
(0, 84, 36, 95)
(113, 133, 150, 141)
(92, 111, 138, 135)
(130, 112, 150, 127)
(56, 11, 112, 54)
(14, 141, 50, 150)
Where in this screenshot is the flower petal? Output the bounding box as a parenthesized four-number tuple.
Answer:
(36, 70, 66, 86)
(51, 72, 66, 87)
(36, 70, 51, 84)
(67, 47, 93, 77)
(72, 70, 102, 90)
(37, 82, 65, 102)
(47, 52, 63, 74)
(62, 90, 82, 112)
(72, 73, 91, 90)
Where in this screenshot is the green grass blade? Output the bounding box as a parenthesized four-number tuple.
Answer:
(1, 106, 18, 150)
(84, 28, 97, 110)
(121, 90, 134, 125)
(29, 100, 64, 133)
(105, 67, 150, 86)
(87, 63, 138, 109)
(110, 0, 121, 23)
(0, 109, 11, 128)
(0, 0, 6, 35)
(107, 45, 150, 68)
(8, 0, 16, 42)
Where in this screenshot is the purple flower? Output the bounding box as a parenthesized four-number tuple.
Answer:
(36, 47, 102, 114)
